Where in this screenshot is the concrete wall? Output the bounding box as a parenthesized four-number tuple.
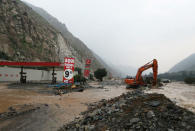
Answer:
(0, 67, 65, 82)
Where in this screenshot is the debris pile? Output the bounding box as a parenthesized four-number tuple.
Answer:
(0, 104, 43, 121)
(60, 90, 195, 130)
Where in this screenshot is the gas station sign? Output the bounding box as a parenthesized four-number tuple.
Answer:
(63, 57, 75, 83)
(84, 59, 91, 78)
(86, 59, 91, 65)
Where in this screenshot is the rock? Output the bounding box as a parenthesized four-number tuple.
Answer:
(60, 90, 195, 131)
(25, 36, 33, 43)
(148, 101, 161, 107)
(158, 121, 165, 127)
(108, 110, 112, 115)
(130, 118, 140, 124)
(114, 109, 120, 112)
(16, 51, 20, 56)
(11, 8, 18, 15)
(89, 125, 95, 130)
(88, 111, 97, 117)
(8, 106, 16, 111)
(76, 124, 80, 128)
(192, 119, 195, 124)
(181, 122, 186, 127)
(147, 111, 155, 119)
(136, 125, 141, 129)
(112, 118, 116, 122)
(98, 86, 104, 89)
(186, 126, 192, 130)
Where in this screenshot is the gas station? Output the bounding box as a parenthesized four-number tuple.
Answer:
(0, 61, 62, 84)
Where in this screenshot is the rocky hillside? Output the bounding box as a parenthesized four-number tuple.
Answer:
(169, 53, 195, 72)
(24, 1, 105, 72)
(0, 0, 59, 62)
(0, 0, 104, 72)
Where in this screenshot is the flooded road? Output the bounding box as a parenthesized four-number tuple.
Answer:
(0, 81, 128, 131)
(145, 82, 195, 113)
(1, 81, 195, 130)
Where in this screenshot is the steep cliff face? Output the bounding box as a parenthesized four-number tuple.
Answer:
(0, 0, 60, 62)
(0, 0, 103, 72)
(55, 34, 84, 68)
(25, 1, 104, 71)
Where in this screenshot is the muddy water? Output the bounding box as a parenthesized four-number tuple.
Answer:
(0, 83, 42, 113)
(145, 82, 195, 113)
(0, 82, 128, 131)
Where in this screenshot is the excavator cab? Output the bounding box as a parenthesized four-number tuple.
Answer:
(124, 59, 158, 89)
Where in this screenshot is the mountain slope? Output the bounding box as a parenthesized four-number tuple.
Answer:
(169, 53, 195, 72)
(0, 0, 105, 72)
(24, 1, 105, 72)
(112, 65, 137, 77)
(0, 0, 60, 62)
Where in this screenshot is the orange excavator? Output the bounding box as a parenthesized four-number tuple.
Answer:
(125, 59, 158, 88)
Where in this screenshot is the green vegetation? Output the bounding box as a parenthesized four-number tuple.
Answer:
(158, 71, 195, 81)
(0, 51, 12, 60)
(94, 68, 107, 81)
(158, 70, 195, 84)
(74, 67, 86, 84)
(74, 74, 86, 83)
(75, 67, 82, 75)
(184, 77, 195, 84)
(89, 74, 94, 81)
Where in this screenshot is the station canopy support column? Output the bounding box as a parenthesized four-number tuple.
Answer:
(0, 61, 62, 84)
(20, 66, 27, 83)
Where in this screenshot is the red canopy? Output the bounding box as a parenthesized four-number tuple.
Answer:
(0, 61, 62, 67)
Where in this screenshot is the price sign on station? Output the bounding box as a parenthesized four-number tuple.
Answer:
(84, 59, 91, 78)
(64, 69, 73, 80)
(63, 57, 75, 83)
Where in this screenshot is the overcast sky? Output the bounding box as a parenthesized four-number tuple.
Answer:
(24, 0, 195, 73)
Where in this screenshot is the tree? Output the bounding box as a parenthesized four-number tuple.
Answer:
(74, 74, 86, 84)
(74, 67, 86, 84)
(94, 68, 107, 81)
(89, 74, 94, 81)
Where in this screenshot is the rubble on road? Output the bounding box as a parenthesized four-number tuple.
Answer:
(59, 90, 195, 131)
(0, 104, 45, 121)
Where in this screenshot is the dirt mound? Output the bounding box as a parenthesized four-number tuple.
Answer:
(59, 90, 195, 131)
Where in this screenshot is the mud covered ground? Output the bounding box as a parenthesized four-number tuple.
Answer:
(0, 81, 195, 131)
(0, 80, 127, 131)
(60, 90, 195, 131)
